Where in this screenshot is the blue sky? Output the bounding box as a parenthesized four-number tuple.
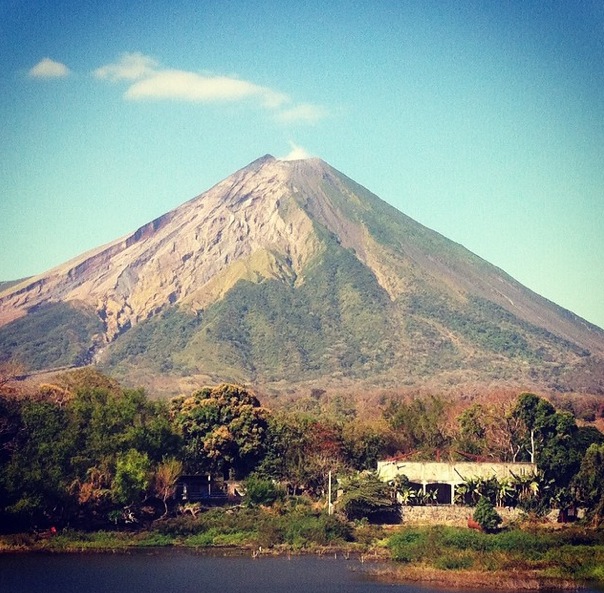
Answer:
(1, 0, 603, 329)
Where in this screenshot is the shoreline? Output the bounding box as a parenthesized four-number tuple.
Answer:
(370, 565, 581, 591)
(0, 538, 589, 591)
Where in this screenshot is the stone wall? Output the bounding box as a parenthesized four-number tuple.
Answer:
(400, 505, 527, 527)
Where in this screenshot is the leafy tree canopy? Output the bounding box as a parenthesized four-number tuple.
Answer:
(512, 392, 602, 488)
(170, 384, 269, 478)
(338, 472, 399, 522)
(573, 443, 604, 526)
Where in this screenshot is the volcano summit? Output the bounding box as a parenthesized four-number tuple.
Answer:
(1, 155, 603, 396)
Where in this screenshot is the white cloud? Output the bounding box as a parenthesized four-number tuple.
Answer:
(94, 53, 326, 125)
(279, 143, 313, 161)
(93, 52, 158, 81)
(29, 58, 71, 79)
(275, 103, 328, 125)
(125, 70, 288, 106)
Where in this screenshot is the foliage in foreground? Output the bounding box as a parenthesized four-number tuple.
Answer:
(1, 369, 604, 533)
(387, 525, 604, 583)
(0, 504, 353, 552)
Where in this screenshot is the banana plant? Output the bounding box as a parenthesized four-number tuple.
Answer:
(454, 482, 470, 505)
(495, 478, 515, 507)
(397, 486, 419, 506)
(420, 488, 439, 506)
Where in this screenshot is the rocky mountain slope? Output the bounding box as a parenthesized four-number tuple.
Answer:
(1, 155, 603, 396)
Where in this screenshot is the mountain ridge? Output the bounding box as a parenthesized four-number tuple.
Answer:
(1, 155, 603, 396)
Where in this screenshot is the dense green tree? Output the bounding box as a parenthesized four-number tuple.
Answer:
(1, 398, 75, 525)
(1, 377, 182, 529)
(574, 425, 604, 452)
(573, 443, 604, 526)
(111, 449, 151, 506)
(66, 386, 180, 520)
(255, 413, 308, 489)
(244, 474, 284, 506)
(454, 403, 487, 457)
(513, 393, 556, 463)
(338, 472, 400, 522)
(170, 384, 269, 478)
(0, 394, 20, 464)
(69, 387, 179, 470)
(342, 421, 392, 470)
(256, 413, 351, 495)
(512, 392, 602, 490)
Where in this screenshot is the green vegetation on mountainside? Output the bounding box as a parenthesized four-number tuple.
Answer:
(100, 237, 396, 383)
(176, 239, 396, 382)
(406, 293, 589, 365)
(100, 227, 590, 388)
(104, 307, 203, 374)
(0, 302, 102, 370)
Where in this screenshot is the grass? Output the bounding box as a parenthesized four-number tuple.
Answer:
(387, 525, 604, 586)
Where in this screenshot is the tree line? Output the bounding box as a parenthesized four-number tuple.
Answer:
(1, 368, 603, 531)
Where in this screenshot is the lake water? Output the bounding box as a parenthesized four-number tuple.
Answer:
(0, 551, 431, 593)
(0, 550, 599, 593)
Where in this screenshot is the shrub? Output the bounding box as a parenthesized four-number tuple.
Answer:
(555, 529, 599, 546)
(492, 529, 551, 556)
(339, 473, 400, 522)
(155, 515, 205, 537)
(245, 475, 285, 506)
(543, 545, 603, 580)
(256, 521, 285, 547)
(473, 497, 501, 533)
(134, 533, 173, 547)
(283, 513, 351, 548)
(388, 529, 427, 563)
(213, 532, 253, 546)
(440, 527, 493, 552)
(184, 530, 218, 547)
(353, 522, 385, 546)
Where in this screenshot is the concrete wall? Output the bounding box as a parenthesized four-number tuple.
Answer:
(377, 461, 536, 485)
(377, 460, 537, 505)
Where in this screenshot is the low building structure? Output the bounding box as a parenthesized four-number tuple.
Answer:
(377, 459, 537, 505)
(176, 475, 243, 505)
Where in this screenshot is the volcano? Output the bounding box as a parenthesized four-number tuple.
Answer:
(1, 155, 603, 396)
